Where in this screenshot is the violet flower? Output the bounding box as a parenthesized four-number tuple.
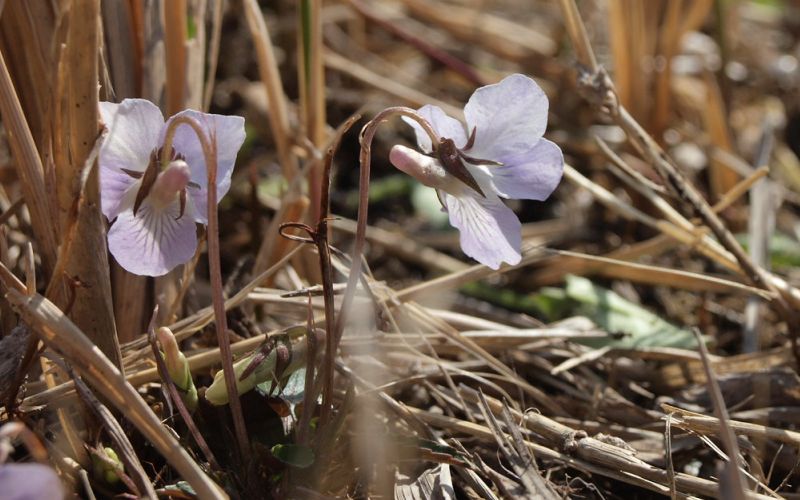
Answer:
(99, 99, 245, 276)
(390, 74, 563, 269)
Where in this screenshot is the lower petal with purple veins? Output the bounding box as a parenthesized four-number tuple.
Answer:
(108, 199, 197, 276)
(441, 190, 522, 270)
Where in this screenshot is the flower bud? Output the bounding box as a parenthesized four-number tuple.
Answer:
(205, 326, 313, 406)
(92, 446, 124, 485)
(156, 326, 198, 411)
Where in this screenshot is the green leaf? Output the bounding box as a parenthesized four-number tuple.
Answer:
(461, 282, 547, 315)
(528, 286, 572, 320)
(271, 443, 315, 468)
(187, 15, 197, 40)
(737, 232, 800, 269)
(462, 277, 695, 349)
(562, 275, 696, 349)
(279, 367, 307, 405)
(345, 174, 412, 209)
(256, 367, 309, 419)
(205, 327, 309, 405)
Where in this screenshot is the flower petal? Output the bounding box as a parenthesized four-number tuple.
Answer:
(463, 74, 549, 160)
(99, 99, 165, 220)
(100, 169, 140, 221)
(99, 99, 164, 173)
(108, 200, 197, 276)
(0, 463, 64, 500)
(441, 190, 521, 269)
(164, 110, 245, 223)
(476, 138, 563, 200)
(402, 105, 467, 153)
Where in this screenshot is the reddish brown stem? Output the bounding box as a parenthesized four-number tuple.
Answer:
(162, 115, 250, 459)
(279, 114, 361, 429)
(334, 107, 438, 341)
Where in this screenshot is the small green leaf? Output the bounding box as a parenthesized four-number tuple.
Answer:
(529, 286, 572, 320)
(256, 367, 309, 418)
(345, 174, 412, 209)
(175, 481, 197, 496)
(461, 282, 554, 316)
(737, 232, 800, 269)
(279, 367, 307, 407)
(271, 443, 315, 468)
(187, 15, 197, 40)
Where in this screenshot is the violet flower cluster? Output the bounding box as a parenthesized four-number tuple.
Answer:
(98, 75, 559, 276)
(98, 99, 245, 276)
(390, 74, 564, 269)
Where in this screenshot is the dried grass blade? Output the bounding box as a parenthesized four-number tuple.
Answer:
(242, 0, 297, 180)
(324, 51, 462, 118)
(0, 47, 58, 274)
(183, 0, 206, 109)
(396, 247, 546, 301)
(563, 164, 800, 307)
(343, 0, 487, 86)
(551, 249, 774, 298)
(101, 1, 139, 99)
(71, 372, 157, 499)
(203, 0, 223, 110)
(53, 0, 121, 368)
(164, 0, 187, 114)
(141, 0, 166, 104)
(112, 266, 147, 343)
(691, 329, 748, 499)
(408, 305, 566, 416)
(744, 127, 777, 353)
(2, 284, 225, 499)
(662, 403, 800, 449)
(475, 392, 560, 499)
(409, 405, 765, 499)
(298, 0, 326, 220)
(399, 0, 556, 60)
(703, 71, 739, 199)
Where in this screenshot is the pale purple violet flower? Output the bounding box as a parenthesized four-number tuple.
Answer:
(390, 74, 563, 270)
(0, 463, 65, 500)
(99, 99, 245, 276)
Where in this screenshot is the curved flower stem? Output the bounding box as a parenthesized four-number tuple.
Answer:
(332, 107, 438, 386)
(278, 108, 436, 429)
(279, 114, 361, 430)
(162, 116, 250, 460)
